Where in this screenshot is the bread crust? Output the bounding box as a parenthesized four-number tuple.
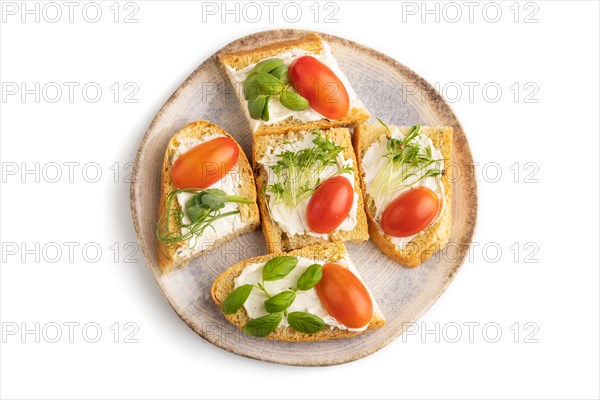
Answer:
(252, 127, 369, 253)
(218, 32, 324, 70)
(211, 242, 386, 342)
(353, 124, 453, 267)
(157, 120, 260, 273)
(218, 33, 370, 136)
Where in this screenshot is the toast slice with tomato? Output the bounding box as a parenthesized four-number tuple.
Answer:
(211, 241, 386, 342)
(353, 124, 453, 267)
(218, 32, 370, 136)
(253, 127, 369, 253)
(156, 120, 260, 273)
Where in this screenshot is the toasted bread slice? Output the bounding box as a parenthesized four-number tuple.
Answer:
(253, 127, 369, 253)
(218, 32, 370, 136)
(211, 241, 386, 342)
(353, 124, 453, 267)
(157, 120, 260, 273)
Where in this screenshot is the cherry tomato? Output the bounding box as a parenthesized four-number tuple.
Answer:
(288, 56, 350, 120)
(172, 137, 239, 189)
(306, 176, 354, 234)
(316, 263, 373, 329)
(381, 186, 440, 237)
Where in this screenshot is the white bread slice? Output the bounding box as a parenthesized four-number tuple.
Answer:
(218, 32, 370, 136)
(353, 124, 453, 267)
(157, 120, 260, 273)
(253, 127, 369, 253)
(211, 241, 386, 342)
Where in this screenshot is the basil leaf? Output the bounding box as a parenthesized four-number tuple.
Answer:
(264, 290, 295, 313)
(203, 188, 227, 196)
(261, 96, 270, 121)
(248, 95, 267, 120)
(243, 72, 261, 101)
(253, 58, 284, 73)
(254, 72, 284, 96)
(270, 64, 289, 84)
(262, 256, 298, 281)
(287, 312, 325, 334)
(296, 263, 323, 291)
(280, 87, 309, 111)
(200, 190, 226, 210)
(243, 312, 282, 337)
(186, 204, 210, 223)
(186, 195, 198, 210)
(221, 284, 253, 315)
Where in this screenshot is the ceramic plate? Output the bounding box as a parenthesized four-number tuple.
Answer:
(131, 30, 477, 366)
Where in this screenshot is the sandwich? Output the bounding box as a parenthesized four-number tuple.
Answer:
(219, 33, 370, 136)
(253, 127, 369, 253)
(156, 120, 260, 273)
(353, 122, 452, 267)
(211, 241, 386, 341)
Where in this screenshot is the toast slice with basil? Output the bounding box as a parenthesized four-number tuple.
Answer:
(253, 127, 369, 253)
(353, 124, 453, 267)
(211, 241, 386, 342)
(156, 120, 260, 273)
(218, 32, 370, 136)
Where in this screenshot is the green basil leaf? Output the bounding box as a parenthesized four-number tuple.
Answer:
(280, 87, 309, 111)
(269, 64, 289, 84)
(262, 256, 298, 281)
(296, 263, 323, 291)
(287, 312, 325, 334)
(254, 72, 284, 96)
(221, 284, 254, 315)
(253, 58, 284, 73)
(243, 72, 261, 101)
(264, 290, 295, 313)
(186, 195, 198, 210)
(261, 96, 270, 121)
(186, 204, 210, 223)
(248, 95, 267, 120)
(243, 312, 282, 337)
(202, 188, 227, 196)
(200, 190, 226, 210)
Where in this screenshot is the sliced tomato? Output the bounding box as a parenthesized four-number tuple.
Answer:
(172, 137, 239, 189)
(306, 176, 354, 234)
(381, 186, 440, 237)
(315, 263, 373, 329)
(288, 56, 350, 120)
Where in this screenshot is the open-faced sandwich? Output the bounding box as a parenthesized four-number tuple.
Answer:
(156, 120, 260, 273)
(211, 241, 385, 341)
(219, 33, 370, 136)
(354, 122, 452, 267)
(253, 127, 369, 253)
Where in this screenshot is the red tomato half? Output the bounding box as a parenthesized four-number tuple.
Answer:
(288, 56, 350, 120)
(316, 263, 373, 329)
(306, 176, 354, 234)
(381, 187, 440, 237)
(172, 137, 239, 189)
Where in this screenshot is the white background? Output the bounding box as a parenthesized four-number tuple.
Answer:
(1, 1, 599, 399)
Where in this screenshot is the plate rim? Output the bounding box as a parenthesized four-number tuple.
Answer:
(130, 29, 478, 366)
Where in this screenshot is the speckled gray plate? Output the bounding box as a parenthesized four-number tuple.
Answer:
(131, 30, 477, 366)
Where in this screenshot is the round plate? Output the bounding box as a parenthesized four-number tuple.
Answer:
(131, 30, 477, 366)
